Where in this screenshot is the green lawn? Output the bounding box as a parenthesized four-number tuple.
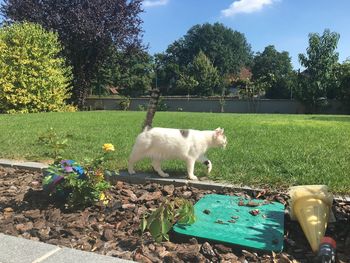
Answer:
(0, 111, 349, 193)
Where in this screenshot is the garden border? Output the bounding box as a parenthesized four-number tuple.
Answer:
(1, 158, 349, 202)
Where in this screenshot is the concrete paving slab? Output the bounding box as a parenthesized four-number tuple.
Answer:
(0, 233, 60, 263)
(42, 247, 133, 263)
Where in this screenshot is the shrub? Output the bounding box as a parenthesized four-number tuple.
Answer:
(0, 22, 72, 113)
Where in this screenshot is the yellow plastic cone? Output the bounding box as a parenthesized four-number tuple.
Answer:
(288, 185, 333, 253)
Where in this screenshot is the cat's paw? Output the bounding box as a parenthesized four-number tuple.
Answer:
(207, 160, 212, 174)
(188, 175, 198, 180)
(159, 173, 170, 178)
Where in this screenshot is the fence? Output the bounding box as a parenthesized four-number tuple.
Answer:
(85, 97, 348, 114)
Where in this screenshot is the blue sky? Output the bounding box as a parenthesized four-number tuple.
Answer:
(141, 0, 350, 69)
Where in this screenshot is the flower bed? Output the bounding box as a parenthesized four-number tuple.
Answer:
(0, 166, 349, 262)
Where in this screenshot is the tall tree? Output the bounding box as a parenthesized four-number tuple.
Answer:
(165, 23, 252, 75)
(157, 23, 252, 95)
(297, 29, 340, 109)
(252, 45, 294, 99)
(1, 0, 143, 108)
(190, 51, 220, 96)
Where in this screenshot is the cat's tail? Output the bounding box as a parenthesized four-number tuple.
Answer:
(142, 88, 160, 131)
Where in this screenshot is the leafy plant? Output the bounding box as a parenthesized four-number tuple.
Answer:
(140, 198, 196, 242)
(0, 22, 72, 114)
(38, 128, 71, 160)
(41, 127, 115, 208)
(119, 97, 131, 111)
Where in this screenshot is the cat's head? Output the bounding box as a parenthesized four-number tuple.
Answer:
(213, 127, 227, 148)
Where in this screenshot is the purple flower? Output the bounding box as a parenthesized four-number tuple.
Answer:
(64, 166, 73, 173)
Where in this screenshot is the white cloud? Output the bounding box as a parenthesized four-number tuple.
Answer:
(143, 0, 169, 8)
(221, 0, 277, 17)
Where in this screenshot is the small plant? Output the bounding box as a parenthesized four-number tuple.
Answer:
(38, 128, 72, 159)
(119, 97, 131, 111)
(156, 97, 169, 111)
(137, 104, 146, 111)
(140, 198, 196, 242)
(42, 139, 115, 208)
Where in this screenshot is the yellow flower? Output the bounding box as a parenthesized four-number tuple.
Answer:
(102, 143, 115, 152)
(99, 192, 109, 205)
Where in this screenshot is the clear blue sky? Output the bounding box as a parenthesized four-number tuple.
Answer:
(1, 0, 349, 69)
(141, 0, 350, 69)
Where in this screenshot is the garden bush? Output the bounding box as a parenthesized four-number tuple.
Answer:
(0, 22, 72, 113)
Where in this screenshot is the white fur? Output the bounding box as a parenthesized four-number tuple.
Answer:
(128, 127, 227, 180)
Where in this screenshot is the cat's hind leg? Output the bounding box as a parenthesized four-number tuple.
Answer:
(128, 146, 146, 175)
(186, 158, 198, 180)
(151, 159, 169, 177)
(197, 155, 212, 174)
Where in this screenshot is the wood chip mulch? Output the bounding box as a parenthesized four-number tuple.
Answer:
(0, 166, 349, 263)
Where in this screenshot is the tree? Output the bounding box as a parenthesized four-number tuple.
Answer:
(189, 51, 220, 96)
(252, 45, 294, 99)
(297, 29, 340, 110)
(165, 23, 252, 75)
(156, 23, 252, 95)
(92, 47, 153, 97)
(0, 22, 72, 113)
(1, 0, 143, 108)
(336, 60, 350, 110)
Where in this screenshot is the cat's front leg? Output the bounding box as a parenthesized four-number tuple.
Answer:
(197, 155, 212, 174)
(186, 158, 198, 180)
(152, 159, 169, 177)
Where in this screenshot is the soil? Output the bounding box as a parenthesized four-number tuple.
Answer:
(0, 166, 349, 263)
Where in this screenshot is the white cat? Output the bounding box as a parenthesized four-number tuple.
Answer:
(128, 127, 227, 180)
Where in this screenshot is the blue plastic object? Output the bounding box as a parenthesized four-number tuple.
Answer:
(173, 194, 285, 252)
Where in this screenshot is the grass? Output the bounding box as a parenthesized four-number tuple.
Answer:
(0, 111, 349, 193)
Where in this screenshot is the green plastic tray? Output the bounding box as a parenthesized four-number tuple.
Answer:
(173, 194, 284, 252)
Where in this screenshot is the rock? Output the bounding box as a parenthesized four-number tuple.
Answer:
(163, 185, 174, 195)
(201, 242, 216, 258)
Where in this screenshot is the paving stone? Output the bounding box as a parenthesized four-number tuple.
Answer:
(0, 233, 59, 263)
(42, 247, 134, 263)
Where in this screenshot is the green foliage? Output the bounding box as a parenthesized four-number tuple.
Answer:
(336, 61, 350, 110)
(252, 45, 294, 99)
(38, 128, 72, 160)
(0, 22, 72, 114)
(2, 0, 144, 108)
(119, 97, 131, 111)
(92, 48, 153, 97)
(41, 128, 114, 208)
(297, 29, 340, 110)
(155, 23, 252, 95)
(156, 97, 169, 111)
(190, 51, 221, 96)
(140, 198, 196, 242)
